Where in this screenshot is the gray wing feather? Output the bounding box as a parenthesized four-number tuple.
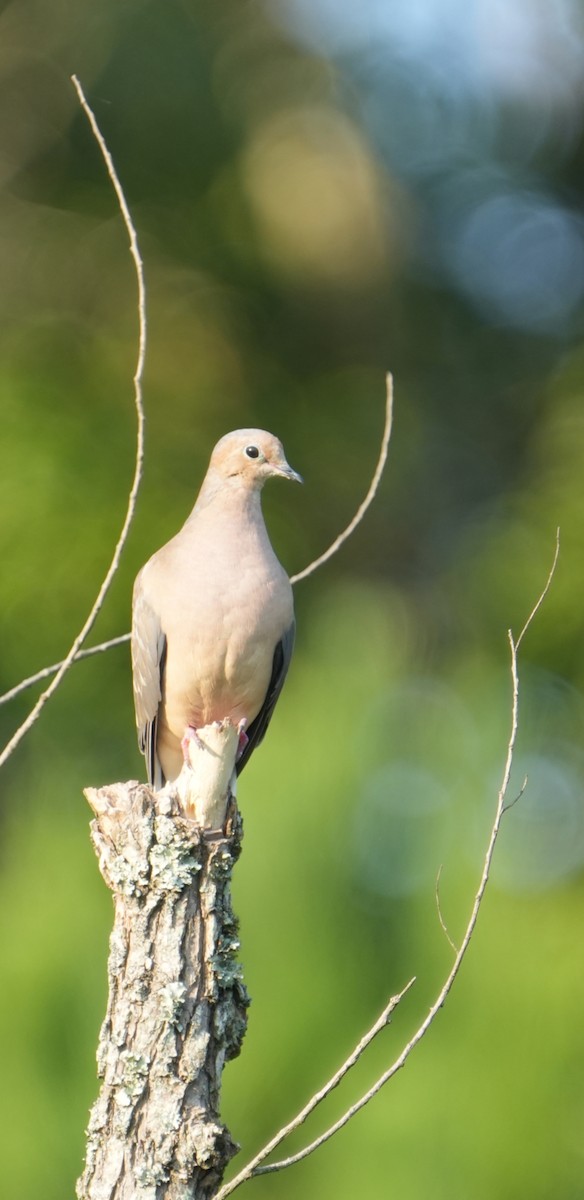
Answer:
(237, 621, 295, 774)
(131, 576, 167, 786)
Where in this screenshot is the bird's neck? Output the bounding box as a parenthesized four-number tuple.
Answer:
(187, 469, 265, 525)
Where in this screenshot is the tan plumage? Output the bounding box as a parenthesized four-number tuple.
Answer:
(131, 429, 301, 788)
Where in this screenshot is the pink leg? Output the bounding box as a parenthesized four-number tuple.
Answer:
(236, 718, 249, 762)
(181, 724, 204, 764)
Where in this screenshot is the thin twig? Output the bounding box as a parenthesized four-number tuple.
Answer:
(0, 376, 393, 710)
(0, 79, 146, 772)
(516, 526, 560, 649)
(502, 774, 528, 815)
(215, 979, 415, 1200)
(0, 635, 131, 708)
(217, 537, 559, 1195)
(435, 865, 459, 954)
(290, 372, 393, 585)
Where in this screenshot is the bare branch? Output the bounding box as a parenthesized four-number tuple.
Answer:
(218, 534, 560, 1194)
(1, 376, 393, 710)
(0, 635, 131, 708)
(0, 80, 146, 771)
(290, 372, 394, 585)
(254, 633, 521, 1175)
(215, 978, 415, 1200)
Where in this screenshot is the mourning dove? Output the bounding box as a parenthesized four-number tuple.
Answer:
(131, 429, 302, 789)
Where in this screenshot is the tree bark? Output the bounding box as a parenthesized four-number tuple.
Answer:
(77, 724, 248, 1200)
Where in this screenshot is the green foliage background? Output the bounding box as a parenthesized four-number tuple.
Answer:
(1, 3, 584, 1196)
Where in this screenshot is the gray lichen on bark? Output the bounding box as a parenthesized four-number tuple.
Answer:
(77, 755, 248, 1200)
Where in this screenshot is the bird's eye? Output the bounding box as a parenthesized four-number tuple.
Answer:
(245, 445, 260, 459)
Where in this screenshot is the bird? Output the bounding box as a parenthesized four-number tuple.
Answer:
(131, 428, 302, 789)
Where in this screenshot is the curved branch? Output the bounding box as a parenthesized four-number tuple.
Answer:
(0, 79, 146, 771)
(217, 534, 560, 1196)
(290, 373, 393, 585)
(516, 526, 560, 649)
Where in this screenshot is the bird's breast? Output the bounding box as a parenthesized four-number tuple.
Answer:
(155, 536, 292, 738)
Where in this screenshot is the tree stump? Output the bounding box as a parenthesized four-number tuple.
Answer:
(77, 721, 248, 1200)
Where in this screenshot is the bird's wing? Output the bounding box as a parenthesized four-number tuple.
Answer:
(236, 620, 295, 775)
(131, 575, 167, 787)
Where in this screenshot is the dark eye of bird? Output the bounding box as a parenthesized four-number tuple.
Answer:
(245, 445, 259, 459)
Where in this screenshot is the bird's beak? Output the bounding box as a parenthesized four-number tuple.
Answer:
(275, 460, 303, 484)
(275, 456, 305, 484)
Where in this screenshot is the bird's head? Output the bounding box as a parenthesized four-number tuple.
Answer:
(209, 429, 303, 489)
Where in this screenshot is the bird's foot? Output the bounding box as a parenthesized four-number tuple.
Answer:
(236, 718, 249, 762)
(181, 725, 205, 764)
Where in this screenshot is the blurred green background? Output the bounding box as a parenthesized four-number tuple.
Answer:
(1, 1, 584, 1196)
